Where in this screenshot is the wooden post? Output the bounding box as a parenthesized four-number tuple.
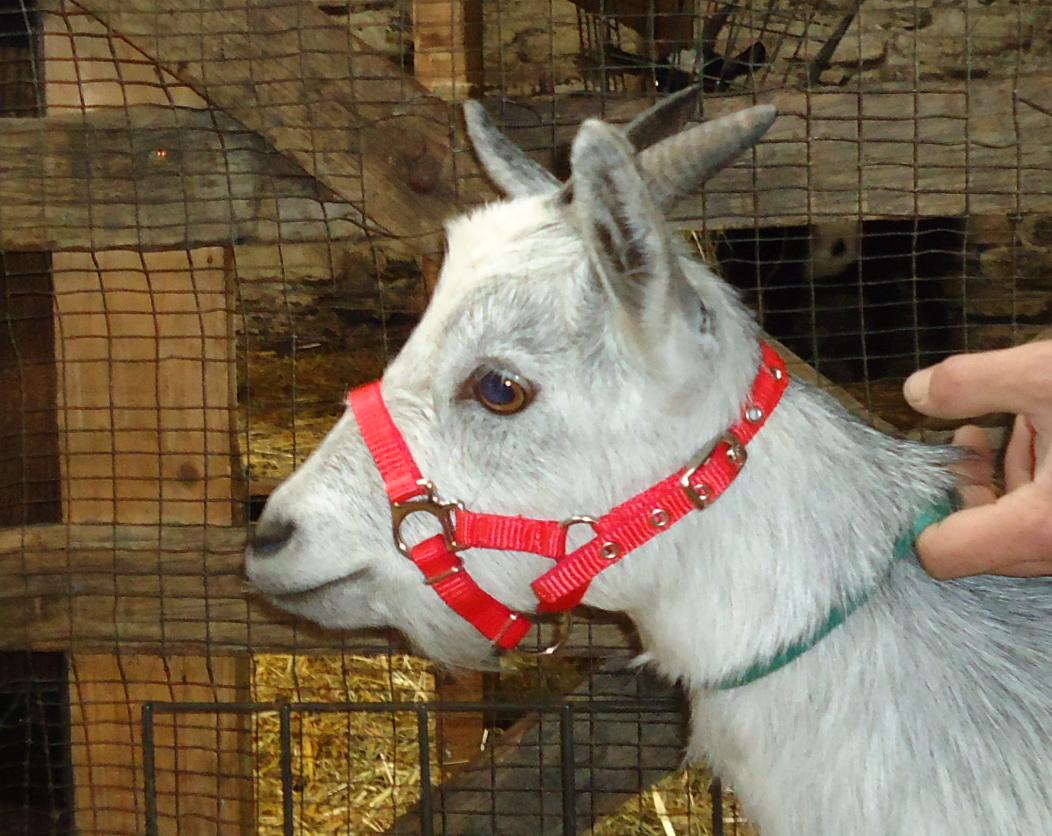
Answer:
(413, 0, 483, 100)
(53, 247, 250, 835)
(39, 15, 252, 834)
(433, 672, 488, 778)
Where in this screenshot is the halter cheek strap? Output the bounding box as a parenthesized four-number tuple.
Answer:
(349, 383, 533, 650)
(348, 342, 789, 652)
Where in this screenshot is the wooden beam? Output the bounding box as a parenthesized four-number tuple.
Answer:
(0, 105, 365, 251)
(388, 667, 686, 835)
(676, 75, 1052, 229)
(413, 0, 483, 100)
(72, 0, 496, 256)
(477, 75, 1052, 229)
(0, 523, 638, 656)
(568, 0, 694, 53)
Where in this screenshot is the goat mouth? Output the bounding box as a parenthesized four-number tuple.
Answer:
(267, 568, 371, 603)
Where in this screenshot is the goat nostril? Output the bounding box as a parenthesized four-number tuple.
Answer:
(249, 518, 297, 556)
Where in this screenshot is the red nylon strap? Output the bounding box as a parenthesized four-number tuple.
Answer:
(531, 343, 789, 612)
(349, 382, 534, 650)
(412, 537, 533, 650)
(349, 342, 787, 650)
(455, 511, 566, 558)
(349, 382, 425, 504)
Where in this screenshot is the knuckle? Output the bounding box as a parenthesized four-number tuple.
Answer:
(928, 356, 971, 405)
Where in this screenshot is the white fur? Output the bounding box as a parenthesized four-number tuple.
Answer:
(247, 115, 1052, 835)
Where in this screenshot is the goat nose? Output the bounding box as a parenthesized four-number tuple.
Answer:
(249, 517, 297, 557)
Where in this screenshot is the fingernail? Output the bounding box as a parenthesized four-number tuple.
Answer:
(904, 368, 932, 406)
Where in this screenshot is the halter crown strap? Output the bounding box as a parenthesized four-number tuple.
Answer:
(532, 342, 788, 611)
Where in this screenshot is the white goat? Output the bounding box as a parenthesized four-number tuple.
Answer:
(246, 93, 1052, 835)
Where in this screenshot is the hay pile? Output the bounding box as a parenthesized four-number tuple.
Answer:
(253, 653, 439, 834)
(238, 348, 387, 483)
(594, 771, 757, 836)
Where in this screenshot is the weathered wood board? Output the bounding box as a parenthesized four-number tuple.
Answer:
(413, 0, 483, 99)
(53, 247, 237, 526)
(71, 0, 497, 256)
(51, 246, 248, 835)
(478, 74, 1052, 228)
(389, 668, 687, 835)
(0, 107, 365, 251)
(69, 654, 251, 835)
(0, 523, 638, 657)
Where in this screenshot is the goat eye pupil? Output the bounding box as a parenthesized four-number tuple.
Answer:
(480, 372, 515, 404)
(472, 369, 532, 415)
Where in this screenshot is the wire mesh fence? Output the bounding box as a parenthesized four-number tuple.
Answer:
(0, 0, 1050, 832)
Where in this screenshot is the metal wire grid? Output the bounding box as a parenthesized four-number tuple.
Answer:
(0, 0, 1048, 832)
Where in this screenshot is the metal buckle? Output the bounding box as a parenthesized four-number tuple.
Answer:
(680, 432, 747, 510)
(501, 611, 574, 658)
(559, 515, 600, 555)
(391, 480, 463, 557)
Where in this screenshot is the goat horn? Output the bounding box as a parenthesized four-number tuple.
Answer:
(463, 100, 561, 197)
(638, 104, 777, 210)
(623, 85, 703, 151)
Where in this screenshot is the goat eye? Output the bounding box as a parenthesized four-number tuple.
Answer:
(472, 368, 533, 415)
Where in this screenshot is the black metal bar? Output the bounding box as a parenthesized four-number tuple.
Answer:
(559, 704, 576, 836)
(279, 703, 295, 836)
(416, 705, 435, 836)
(146, 698, 679, 715)
(142, 702, 159, 836)
(710, 777, 724, 836)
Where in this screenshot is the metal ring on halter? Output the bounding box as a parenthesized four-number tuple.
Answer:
(501, 611, 575, 657)
(390, 481, 463, 557)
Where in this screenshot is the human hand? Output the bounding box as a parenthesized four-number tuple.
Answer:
(903, 341, 1052, 578)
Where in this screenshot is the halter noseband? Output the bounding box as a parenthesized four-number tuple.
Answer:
(348, 342, 789, 653)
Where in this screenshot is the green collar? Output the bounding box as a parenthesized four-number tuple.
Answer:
(713, 497, 957, 691)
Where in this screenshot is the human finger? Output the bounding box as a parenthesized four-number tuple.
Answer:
(957, 483, 998, 509)
(915, 489, 1052, 579)
(949, 424, 995, 489)
(903, 342, 1052, 423)
(1004, 415, 1035, 493)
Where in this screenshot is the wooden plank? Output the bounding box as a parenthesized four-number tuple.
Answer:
(0, 106, 365, 251)
(475, 75, 1052, 228)
(69, 654, 252, 835)
(675, 76, 1052, 229)
(568, 0, 693, 53)
(0, 523, 638, 656)
(72, 0, 496, 256)
(389, 667, 685, 835)
(433, 671, 487, 777)
(413, 0, 483, 100)
(53, 247, 238, 526)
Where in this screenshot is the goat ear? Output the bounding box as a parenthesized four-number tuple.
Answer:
(639, 104, 777, 210)
(569, 119, 686, 336)
(463, 100, 560, 197)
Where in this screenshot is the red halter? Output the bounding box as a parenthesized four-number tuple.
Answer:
(348, 342, 789, 651)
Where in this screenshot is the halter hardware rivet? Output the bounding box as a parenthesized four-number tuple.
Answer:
(770, 366, 784, 381)
(650, 508, 671, 529)
(724, 433, 747, 467)
(601, 541, 623, 560)
(424, 566, 461, 586)
(745, 405, 764, 423)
